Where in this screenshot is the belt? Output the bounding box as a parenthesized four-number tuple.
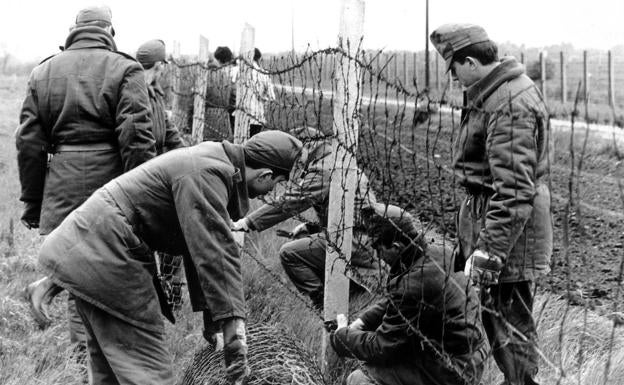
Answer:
(54, 142, 116, 153)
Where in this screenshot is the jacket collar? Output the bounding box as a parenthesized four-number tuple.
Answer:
(64, 26, 117, 52)
(465, 57, 525, 108)
(147, 81, 165, 99)
(221, 141, 249, 219)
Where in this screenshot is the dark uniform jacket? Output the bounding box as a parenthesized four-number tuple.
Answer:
(39, 141, 249, 332)
(455, 57, 553, 282)
(331, 244, 487, 385)
(246, 140, 376, 231)
(16, 26, 156, 234)
(147, 81, 184, 154)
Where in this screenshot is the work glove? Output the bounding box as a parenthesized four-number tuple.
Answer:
(25, 276, 63, 329)
(464, 249, 504, 286)
(348, 317, 365, 331)
(21, 201, 41, 229)
(223, 318, 250, 385)
(231, 218, 251, 232)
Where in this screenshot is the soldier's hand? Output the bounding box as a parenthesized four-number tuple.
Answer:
(348, 317, 365, 330)
(224, 337, 250, 384)
(464, 250, 504, 286)
(231, 218, 250, 232)
(21, 201, 42, 229)
(25, 276, 63, 329)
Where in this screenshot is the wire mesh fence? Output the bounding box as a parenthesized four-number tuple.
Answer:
(162, 43, 624, 385)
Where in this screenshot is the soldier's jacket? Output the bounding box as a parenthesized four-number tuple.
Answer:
(455, 57, 553, 281)
(246, 140, 376, 232)
(39, 141, 250, 332)
(147, 81, 184, 154)
(15, 26, 156, 234)
(331, 244, 487, 385)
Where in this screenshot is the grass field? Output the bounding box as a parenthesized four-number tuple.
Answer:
(1, 74, 624, 385)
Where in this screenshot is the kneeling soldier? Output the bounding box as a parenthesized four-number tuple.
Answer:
(331, 204, 488, 385)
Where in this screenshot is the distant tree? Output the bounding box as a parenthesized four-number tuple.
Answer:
(526, 57, 555, 81)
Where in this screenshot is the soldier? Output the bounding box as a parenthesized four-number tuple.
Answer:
(136, 39, 187, 310)
(18, 5, 155, 357)
(330, 203, 488, 385)
(136, 39, 185, 154)
(27, 131, 302, 385)
(232, 127, 377, 310)
(430, 24, 552, 385)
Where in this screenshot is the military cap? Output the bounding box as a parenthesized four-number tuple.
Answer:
(430, 23, 490, 72)
(243, 130, 303, 177)
(136, 40, 168, 69)
(364, 203, 422, 244)
(75, 5, 113, 25)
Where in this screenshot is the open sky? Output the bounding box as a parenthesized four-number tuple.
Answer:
(1, 0, 623, 62)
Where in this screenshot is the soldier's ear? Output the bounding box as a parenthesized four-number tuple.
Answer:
(256, 169, 273, 181)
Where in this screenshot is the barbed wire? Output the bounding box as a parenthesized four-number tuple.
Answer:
(162, 45, 624, 385)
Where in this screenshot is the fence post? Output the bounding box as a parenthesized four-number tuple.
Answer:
(234, 23, 255, 144)
(583, 50, 589, 101)
(393, 53, 398, 82)
(540, 51, 547, 103)
(413, 51, 417, 89)
(435, 53, 440, 93)
(608, 50, 615, 107)
(403, 51, 408, 87)
(191, 36, 210, 144)
(560, 51, 567, 104)
(322, 0, 364, 373)
(170, 40, 184, 130)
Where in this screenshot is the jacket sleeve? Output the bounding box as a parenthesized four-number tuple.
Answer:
(172, 170, 246, 322)
(15, 74, 47, 204)
(246, 168, 328, 231)
(330, 285, 427, 364)
(164, 114, 185, 151)
(115, 63, 157, 171)
(358, 300, 388, 330)
(478, 104, 539, 259)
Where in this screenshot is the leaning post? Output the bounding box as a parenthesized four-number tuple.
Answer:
(322, 0, 364, 375)
(191, 35, 210, 144)
(234, 24, 255, 144)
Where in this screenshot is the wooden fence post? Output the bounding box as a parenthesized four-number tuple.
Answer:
(540, 51, 547, 103)
(435, 53, 440, 93)
(560, 51, 567, 104)
(403, 51, 408, 87)
(191, 36, 210, 144)
(608, 50, 615, 107)
(170, 40, 184, 131)
(583, 50, 589, 101)
(413, 51, 417, 89)
(393, 53, 398, 83)
(322, 0, 364, 373)
(234, 24, 255, 144)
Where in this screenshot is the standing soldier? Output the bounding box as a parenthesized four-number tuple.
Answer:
(430, 24, 552, 385)
(136, 39, 185, 154)
(18, 5, 156, 357)
(137, 39, 186, 310)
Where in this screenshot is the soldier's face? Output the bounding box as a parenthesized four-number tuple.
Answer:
(248, 172, 286, 198)
(372, 237, 403, 266)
